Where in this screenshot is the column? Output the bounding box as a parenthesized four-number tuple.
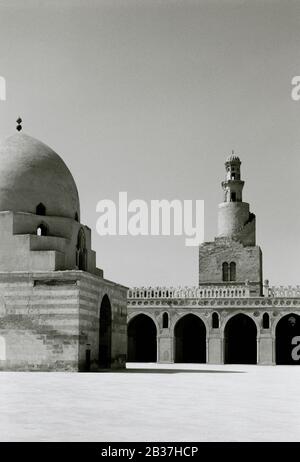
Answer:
(157, 331, 174, 363)
(258, 332, 275, 365)
(208, 330, 223, 364)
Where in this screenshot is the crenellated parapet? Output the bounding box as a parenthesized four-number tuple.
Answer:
(128, 285, 250, 300)
(263, 281, 300, 298)
(127, 283, 300, 311)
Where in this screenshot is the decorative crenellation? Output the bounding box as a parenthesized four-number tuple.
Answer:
(127, 283, 300, 310)
(128, 285, 250, 300)
(129, 284, 300, 301)
(269, 286, 300, 297)
(263, 280, 300, 298)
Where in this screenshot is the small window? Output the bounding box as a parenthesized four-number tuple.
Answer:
(162, 312, 169, 329)
(230, 262, 236, 282)
(231, 173, 235, 180)
(75, 212, 79, 222)
(77, 228, 86, 250)
(263, 313, 270, 329)
(76, 228, 87, 271)
(222, 262, 229, 282)
(212, 312, 219, 329)
(231, 192, 236, 202)
(36, 203, 46, 216)
(36, 224, 48, 236)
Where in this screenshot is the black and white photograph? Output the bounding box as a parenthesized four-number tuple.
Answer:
(0, 0, 300, 448)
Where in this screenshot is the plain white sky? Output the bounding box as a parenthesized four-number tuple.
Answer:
(0, 0, 299, 288)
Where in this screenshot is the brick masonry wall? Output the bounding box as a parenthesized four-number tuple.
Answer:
(0, 271, 127, 371)
(199, 237, 262, 294)
(0, 273, 80, 371)
(78, 273, 127, 371)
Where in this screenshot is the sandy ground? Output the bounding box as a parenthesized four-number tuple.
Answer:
(0, 363, 299, 442)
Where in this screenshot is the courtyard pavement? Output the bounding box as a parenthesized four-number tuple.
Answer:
(0, 363, 299, 441)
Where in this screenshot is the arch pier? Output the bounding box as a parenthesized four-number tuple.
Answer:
(127, 285, 300, 365)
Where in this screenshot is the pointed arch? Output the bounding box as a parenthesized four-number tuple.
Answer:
(162, 312, 169, 329)
(224, 313, 257, 364)
(36, 223, 48, 236)
(212, 312, 220, 329)
(276, 313, 300, 365)
(36, 203, 46, 216)
(127, 314, 157, 362)
(222, 262, 229, 282)
(174, 314, 206, 363)
(76, 228, 87, 271)
(262, 312, 270, 329)
(77, 228, 86, 248)
(229, 262, 236, 281)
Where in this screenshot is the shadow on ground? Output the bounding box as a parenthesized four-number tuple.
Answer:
(96, 368, 245, 374)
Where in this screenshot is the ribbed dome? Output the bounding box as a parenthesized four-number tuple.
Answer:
(226, 152, 241, 163)
(0, 133, 80, 219)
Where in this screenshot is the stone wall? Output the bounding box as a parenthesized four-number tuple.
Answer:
(199, 237, 262, 295)
(0, 271, 127, 371)
(0, 272, 80, 371)
(218, 202, 250, 238)
(0, 211, 100, 276)
(78, 273, 127, 371)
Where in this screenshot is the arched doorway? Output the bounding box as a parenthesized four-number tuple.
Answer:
(174, 314, 206, 363)
(36, 203, 46, 216)
(225, 314, 257, 364)
(36, 223, 48, 236)
(127, 314, 157, 362)
(99, 295, 112, 368)
(276, 314, 300, 365)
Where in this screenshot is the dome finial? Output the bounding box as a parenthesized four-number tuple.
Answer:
(16, 117, 22, 132)
(226, 150, 240, 163)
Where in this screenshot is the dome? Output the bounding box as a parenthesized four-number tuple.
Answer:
(0, 132, 80, 219)
(226, 152, 241, 163)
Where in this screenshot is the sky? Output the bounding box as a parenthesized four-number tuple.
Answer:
(0, 0, 299, 288)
